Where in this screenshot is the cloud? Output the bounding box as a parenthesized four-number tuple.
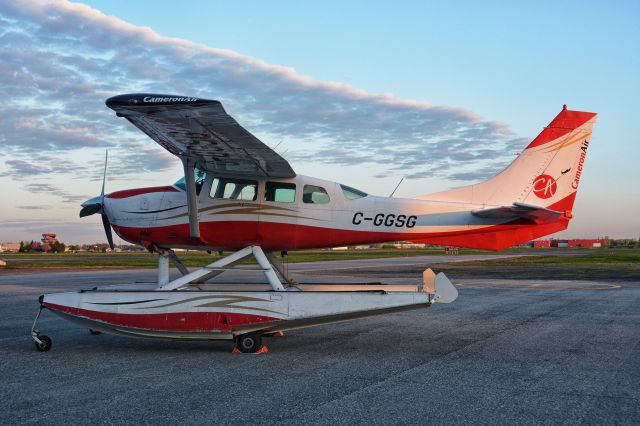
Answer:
(16, 205, 48, 210)
(0, 0, 528, 203)
(23, 182, 90, 203)
(0, 159, 47, 178)
(0, 152, 90, 180)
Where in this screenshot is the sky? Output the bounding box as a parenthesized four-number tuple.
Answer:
(0, 0, 638, 244)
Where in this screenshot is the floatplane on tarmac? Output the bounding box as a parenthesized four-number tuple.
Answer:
(32, 94, 597, 353)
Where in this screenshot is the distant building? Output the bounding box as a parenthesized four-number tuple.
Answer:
(0, 243, 20, 252)
(531, 239, 605, 248)
(533, 240, 551, 248)
(41, 233, 59, 252)
(390, 242, 428, 249)
(41, 233, 58, 244)
(567, 239, 604, 248)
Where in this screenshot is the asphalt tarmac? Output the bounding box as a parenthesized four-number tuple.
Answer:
(0, 258, 638, 425)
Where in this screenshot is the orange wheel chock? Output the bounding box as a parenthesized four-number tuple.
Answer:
(232, 345, 269, 354)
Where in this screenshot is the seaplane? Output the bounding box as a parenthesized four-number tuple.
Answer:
(32, 93, 597, 353)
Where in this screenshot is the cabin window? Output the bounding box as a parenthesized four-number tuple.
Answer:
(265, 182, 296, 203)
(210, 177, 257, 201)
(303, 185, 330, 204)
(340, 184, 368, 200)
(173, 168, 207, 195)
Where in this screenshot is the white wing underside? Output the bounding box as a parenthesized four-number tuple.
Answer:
(106, 94, 296, 179)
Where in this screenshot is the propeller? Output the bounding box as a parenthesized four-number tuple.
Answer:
(79, 151, 114, 250)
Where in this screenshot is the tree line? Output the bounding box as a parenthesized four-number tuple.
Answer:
(18, 240, 66, 253)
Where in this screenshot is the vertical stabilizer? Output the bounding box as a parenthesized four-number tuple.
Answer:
(420, 106, 597, 215)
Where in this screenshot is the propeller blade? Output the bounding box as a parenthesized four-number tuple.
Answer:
(101, 213, 114, 250)
(79, 203, 102, 218)
(101, 150, 108, 198)
(81, 151, 113, 249)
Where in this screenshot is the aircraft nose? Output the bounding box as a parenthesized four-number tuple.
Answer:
(81, 195, 102, 208)
(79, 195, 103, 218)
(79, 194, 115, 249)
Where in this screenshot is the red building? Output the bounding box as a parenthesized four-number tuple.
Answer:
(533, 240, 551, 248)
(41, 233, 58, 252)
(532, 239, 605, 248)
(567, 239, 604, 248)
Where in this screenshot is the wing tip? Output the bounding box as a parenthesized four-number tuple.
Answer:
(105, 93, 217, 109)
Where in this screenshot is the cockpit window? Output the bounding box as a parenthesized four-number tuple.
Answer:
(210, 177, 257, 201)
(340, 184, 368, 200)
(265, 182, 296, 203)
(303, 185, 330, 204)
(174, 168, 207, 195)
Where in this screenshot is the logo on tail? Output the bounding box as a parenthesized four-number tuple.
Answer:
(532, 174, 557, 199)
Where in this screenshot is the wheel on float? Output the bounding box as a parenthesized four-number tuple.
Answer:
(235, 333, 263, 353)
(35, 335, 52, 352)
(89, 329, 101, 335)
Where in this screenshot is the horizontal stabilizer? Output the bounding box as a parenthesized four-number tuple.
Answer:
(422, 269, 458, 303)
(471, 202, 563, 224)
(435, 273, 457, 303)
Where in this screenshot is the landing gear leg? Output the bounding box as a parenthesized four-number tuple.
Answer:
(31, 305, 52, 352)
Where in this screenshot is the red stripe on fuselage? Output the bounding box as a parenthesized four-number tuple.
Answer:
(413, 192, 576, 250)
(113, 220, 418, 251)
(106, 186, 179, 199)
(112, 217, 568, 252)
(44, 302, 279, 332)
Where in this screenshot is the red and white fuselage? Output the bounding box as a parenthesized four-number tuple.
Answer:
(103, 107, 596, 252)
(103, 175, 546, 251)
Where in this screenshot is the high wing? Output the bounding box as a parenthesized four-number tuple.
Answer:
(471, 202, 563, 224)
(105, 93, 296, 179)
(106, 93, 296, 240)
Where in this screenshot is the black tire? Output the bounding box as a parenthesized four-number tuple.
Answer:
(35, 335, 52, 352)
(235, 333, 263, 353)
(89, 329, 101, 335)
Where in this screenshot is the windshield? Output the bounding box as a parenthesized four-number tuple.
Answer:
(174, 168, 207, 195)
(340, 184, 368, 200)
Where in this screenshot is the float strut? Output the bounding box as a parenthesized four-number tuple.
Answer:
(158, 251, 170, 288)
(157, 245, 286, 291)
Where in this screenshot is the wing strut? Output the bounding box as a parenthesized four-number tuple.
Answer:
(182, 158, 200, 239)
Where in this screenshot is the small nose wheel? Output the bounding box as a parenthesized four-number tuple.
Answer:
(35, 335, 52, 352)
(235, 333, 263, 353)
(31, 304, 52, 352)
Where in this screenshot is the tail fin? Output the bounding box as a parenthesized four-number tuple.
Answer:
(420, 105, 597, 215)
